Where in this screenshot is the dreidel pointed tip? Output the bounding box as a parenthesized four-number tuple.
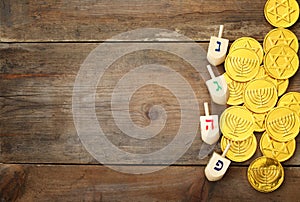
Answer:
(201, 129, 220, 145)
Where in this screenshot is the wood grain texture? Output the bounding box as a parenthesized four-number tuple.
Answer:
(0, 43, 300, 166)
(0, 43, 211, 165)
(1, 164, 208, 202)
(1, 0, 299, 42)
(1, 0, 300, 201)
(1, 164, 300, 202)
(0, 164, 26, 202)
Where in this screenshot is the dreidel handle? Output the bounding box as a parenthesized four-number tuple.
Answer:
(218, 25, 224, 38)
(222, 143, 231, 158)
(204, 102, 210, 116)
(207, 65, 216, 79)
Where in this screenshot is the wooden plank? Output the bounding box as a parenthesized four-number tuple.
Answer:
(0, 164, 26, 202)
(1, 164, 300, 201)
(0, 164, 209, 202)
(1, 0, 299, 42)
(1, 43, 300, 166)
(0, 43, 210, 165)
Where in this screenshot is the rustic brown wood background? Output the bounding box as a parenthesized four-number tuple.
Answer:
(1, 0, 300, 201)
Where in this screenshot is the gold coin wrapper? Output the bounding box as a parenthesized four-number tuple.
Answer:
(218, 0, 300, 193)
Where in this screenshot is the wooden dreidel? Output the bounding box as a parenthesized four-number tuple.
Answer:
(205, 144, 231, 181)
(207, 25, 229, 66)
(200, 102, 220, 145)
(206, 65, 229, 105)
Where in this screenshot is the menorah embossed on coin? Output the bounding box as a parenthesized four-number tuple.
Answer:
(229, 56, 258, 77)
(246, 87, 276, 108)
(249, 166, 281, 186)
(224, 113, 252, 137)
(244, 79, 278, 113)
(228, 81, 244, 101)
(225, 137, 253, 157)
(268, 113, 296, 137)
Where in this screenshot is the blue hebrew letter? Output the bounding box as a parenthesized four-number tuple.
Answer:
(215, 41, 221, 52)
(214, 160, 224, 171)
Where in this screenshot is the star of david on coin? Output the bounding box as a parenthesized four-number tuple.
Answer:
(263, 28, 299, 53)
(260, 131, 296, 162)
(264, 0, 299, 28)
(278, 92, 300, 117)
(230, 37, 264, 64)
(264, 45, 299, 79)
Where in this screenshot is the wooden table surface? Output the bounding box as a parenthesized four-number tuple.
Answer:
(1, 0, 300, 201)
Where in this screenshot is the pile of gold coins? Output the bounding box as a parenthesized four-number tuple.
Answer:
(220, 0, 300, 193)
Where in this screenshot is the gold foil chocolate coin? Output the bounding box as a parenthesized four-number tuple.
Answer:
(254, 66, 288, 97)
(255, 66, 271, 80)
(244, 79, 278, 113)
(230, 37, 264, 64)
(264, 45, 299, 79)
(223, 73, 246, 106)
(278, 92, 300, 117)
(265, 106, 300, 142)
(225, 48, 260, 82)
(276, 79, 289, 97)
(248, 156, 284, 193)
(220, 106, 254, 141)
(260, 131, 296, 162)
(263, 28, 299, 53)
(221, 133, 257, 162)
(252, 111, 268, 132)
(264, 0, 299, 28)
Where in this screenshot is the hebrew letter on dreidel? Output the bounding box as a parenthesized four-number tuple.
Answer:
(214, 160, 224, 171)
(213, 81, 222, 91)
(205, 65, 229, 105)
(200, 102, 220, 145)
(207, 25, 229, 66)
(205, 119, 214, 130)
(215, 41, 222, 52)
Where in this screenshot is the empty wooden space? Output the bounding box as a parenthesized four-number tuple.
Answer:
(1, 0, 300, 201)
